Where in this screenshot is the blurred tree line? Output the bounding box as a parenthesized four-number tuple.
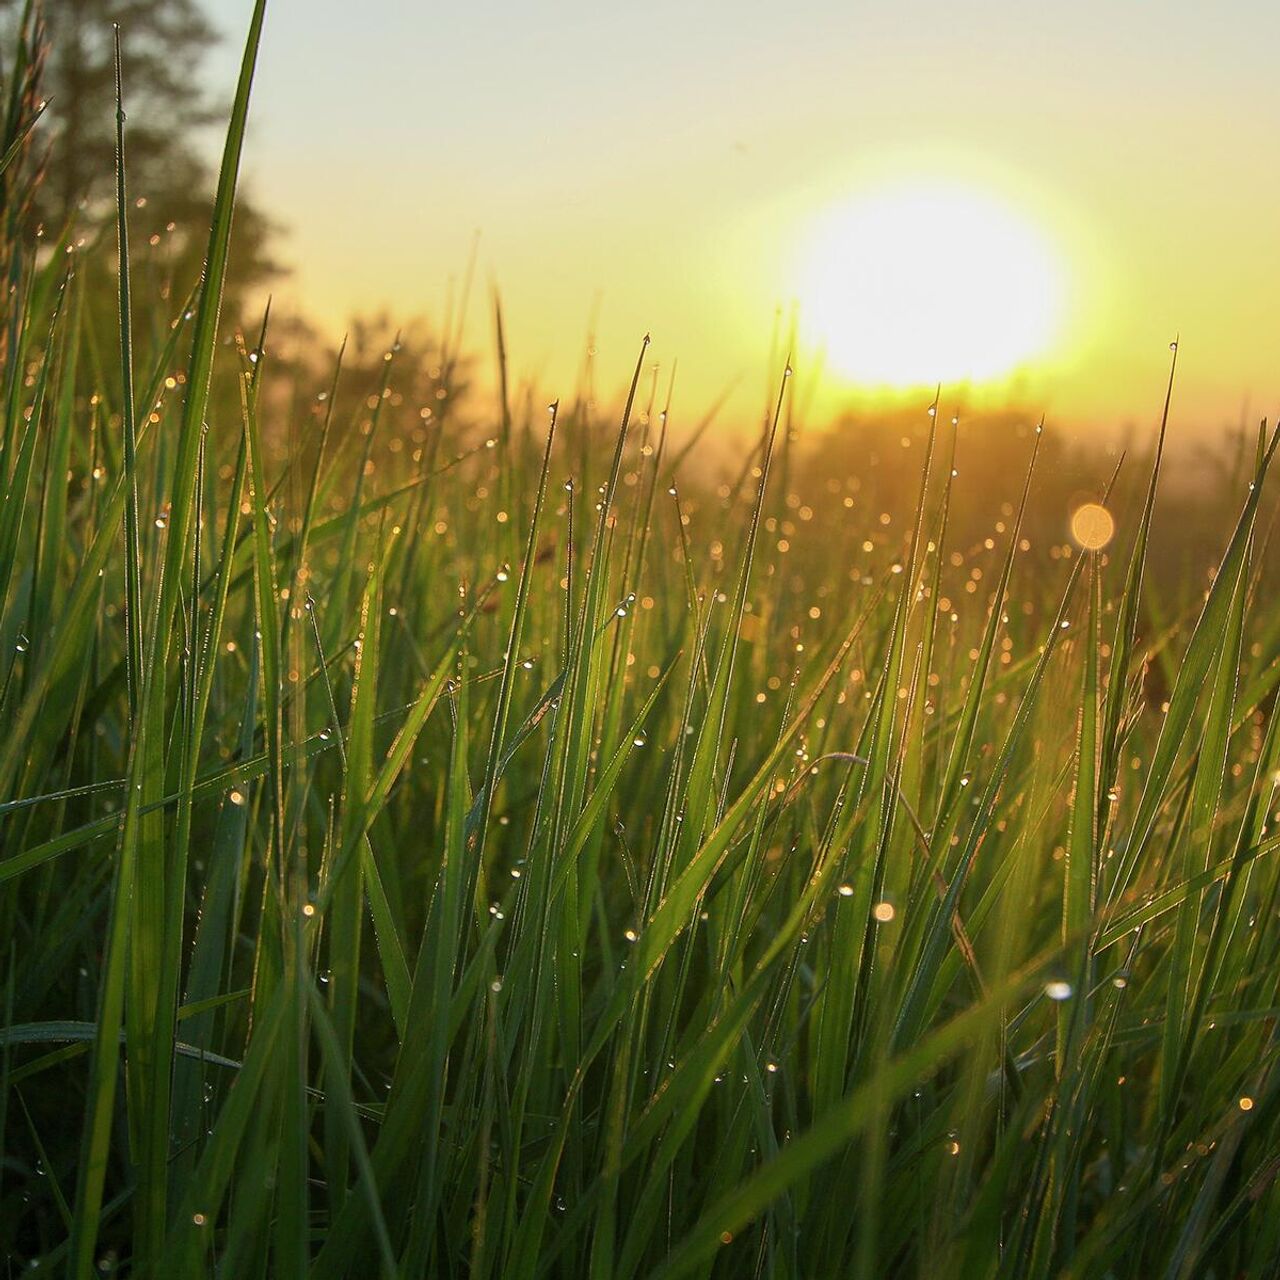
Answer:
(0, 0, 277, 303)
(0, 0, 469, 463)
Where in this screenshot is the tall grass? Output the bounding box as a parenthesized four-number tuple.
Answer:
(4, 7, 1280, 1277)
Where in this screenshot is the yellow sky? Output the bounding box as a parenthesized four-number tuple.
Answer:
(211, 0, 1280, 441)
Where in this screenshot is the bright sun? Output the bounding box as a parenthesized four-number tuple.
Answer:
(796, 180, 1063, 387)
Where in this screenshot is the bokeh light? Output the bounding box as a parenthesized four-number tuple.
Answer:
(1070, 502, 1115, 550)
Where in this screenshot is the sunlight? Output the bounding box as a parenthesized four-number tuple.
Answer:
(794, 180, 1064, 387)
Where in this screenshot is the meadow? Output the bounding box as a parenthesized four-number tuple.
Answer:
(4, 4, 1280, 1276)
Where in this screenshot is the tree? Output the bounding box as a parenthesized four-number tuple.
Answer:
(0, 0, 277, 292)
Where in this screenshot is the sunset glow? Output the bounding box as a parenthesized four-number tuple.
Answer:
(794, 182, 1063, 388)
(205, 0, 1280, 433)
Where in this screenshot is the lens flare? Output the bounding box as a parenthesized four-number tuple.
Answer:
(1071, 502, 1115, 550)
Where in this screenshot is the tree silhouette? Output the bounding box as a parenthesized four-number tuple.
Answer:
(0, 0, 276, 290)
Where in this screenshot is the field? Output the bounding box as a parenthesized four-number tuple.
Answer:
(5, 6, 1280, 1278)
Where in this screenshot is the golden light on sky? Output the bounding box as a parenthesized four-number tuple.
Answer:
(209, 0, 1280, 439)
(794, 181, 1063, 388)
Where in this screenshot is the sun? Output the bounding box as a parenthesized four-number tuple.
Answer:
(795, 180, 1064, 388)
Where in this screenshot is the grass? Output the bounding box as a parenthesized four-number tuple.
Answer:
(4, 5, 1280, 1276)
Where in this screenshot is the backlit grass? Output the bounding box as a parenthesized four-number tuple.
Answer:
(3, 6, 1280, 1276)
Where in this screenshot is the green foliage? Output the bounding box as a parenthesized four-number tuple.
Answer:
(3, 7, 1280, 1278)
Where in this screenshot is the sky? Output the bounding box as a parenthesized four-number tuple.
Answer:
(206, 0, 1280, 441)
